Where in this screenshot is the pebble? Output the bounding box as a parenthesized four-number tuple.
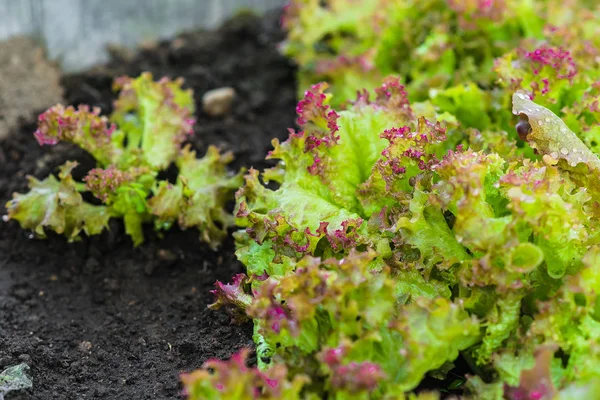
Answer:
(78, 341, 93, 353)
(202, 87, 236, 117)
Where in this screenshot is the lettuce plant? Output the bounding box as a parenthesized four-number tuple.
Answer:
(4, 73, 243, 247)
(182, 69, 600, 398)
(177, 1, 600, 398)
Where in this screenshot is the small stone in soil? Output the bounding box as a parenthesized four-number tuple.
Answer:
(78, 341, 93, 353)
(157, 249, 177, 263)
(202, 87, 236, 117)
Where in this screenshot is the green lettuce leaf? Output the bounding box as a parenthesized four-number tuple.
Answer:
(181, 348, 308, 400)
(149, 145, 244, 248)
(5, 162, 109, 241)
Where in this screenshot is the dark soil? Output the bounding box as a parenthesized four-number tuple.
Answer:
(0, 10, 296, 400)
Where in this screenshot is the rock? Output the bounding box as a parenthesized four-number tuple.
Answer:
(202, 87, 236, 117)
(157, 249, 178, 267)
(78, 341, 93, 353)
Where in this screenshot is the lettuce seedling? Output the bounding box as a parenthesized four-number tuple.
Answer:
(5, 73, 243, 247)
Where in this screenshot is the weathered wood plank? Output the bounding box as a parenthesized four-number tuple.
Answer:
(0, 0, 286, 71)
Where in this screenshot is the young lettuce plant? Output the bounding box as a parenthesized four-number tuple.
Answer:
(185, 79, 600, 398)
(4, 73, 243, 248)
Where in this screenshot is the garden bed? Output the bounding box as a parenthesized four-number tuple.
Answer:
(0, 10, 296, 399)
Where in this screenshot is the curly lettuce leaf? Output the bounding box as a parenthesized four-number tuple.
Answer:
(181, 348, 308, 400)
(5, 162, 110, 241)
(468, 246, 600, 398)
(245, 251, 479, 397)
(512, 92, 600, 171)
(34, 104, 118, 166)
(434, 149, 508, 253)
(501, 161, 591, 279)
(149, 145, 243, 248)
(236, 80, 416, 260)
(83, 165, 154, 245)
(389, 297, 480, 392)
(474, 293, 522, 365)
(208, 273, 253, 324)
(111, 72, 195, 170)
